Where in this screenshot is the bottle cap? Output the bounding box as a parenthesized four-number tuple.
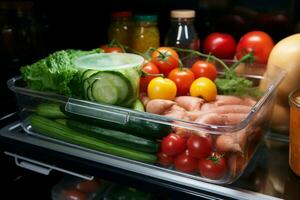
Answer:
(134, 15, 158, 22)
(112, 11, 132, 18)
(171, 10, 195, 18)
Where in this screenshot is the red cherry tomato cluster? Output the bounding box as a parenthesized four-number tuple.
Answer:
(140, 47, 218, 100)
(203, 31, 274, 64)
(157, 133, 228, 180)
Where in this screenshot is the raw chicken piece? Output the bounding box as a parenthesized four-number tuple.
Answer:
(215, 95, 256, 107)
(195, 113, 247, 125)
(188, 105, 252, 121)
(200, 102, 218, 111)
(215, 129, 248, 153)
(146, 99, 175, 114)
(174, 96, 204, 111)
(163, 105, 189, 120)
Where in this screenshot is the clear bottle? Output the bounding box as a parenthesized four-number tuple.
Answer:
(164, 10, 200, 67)
(108, 11, 132, 46)
(131, 15, 160, 53)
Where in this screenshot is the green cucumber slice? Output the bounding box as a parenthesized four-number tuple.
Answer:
(91, 79, 118, 104)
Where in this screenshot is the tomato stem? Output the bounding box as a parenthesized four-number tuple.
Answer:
(141, 70, 164, 78)
(230, 52, 254, 70)
(172, 47, 230, 72)
(107, 39, 126, 53)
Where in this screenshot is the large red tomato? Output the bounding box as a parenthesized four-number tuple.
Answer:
(187, 135, 213, 159)
(191, 60, 218, 81)
(203, 33, 237, 59)
(174, 150, 198, 173)
(100, 45, 124, 53)
(236, 31, 274, 64)
(151, 47, 180, 75)
(199, 152, 228, 180)
(140, 62, 160, 93)
(157, 151, 174, 167)
(167, 68, 195, 96)
(161, 133, 186, 156)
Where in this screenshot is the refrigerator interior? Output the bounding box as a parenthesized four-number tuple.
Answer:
(0, 0, 300, 199)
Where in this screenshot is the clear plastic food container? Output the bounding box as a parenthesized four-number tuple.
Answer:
(7, 63, 285, 185)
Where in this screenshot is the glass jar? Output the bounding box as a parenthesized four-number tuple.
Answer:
(131, 15, 160, 53)
(164, 10, 200, 50)
(289, 89, 300, 177)
(108, 11, 132, 46)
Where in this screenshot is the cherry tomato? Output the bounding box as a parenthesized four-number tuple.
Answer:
(174, 149, 199, 173)
(161, 133, 186, 156)
(140, 62, 160, 93)
(100, 45, 124, 53)
(151, 47, 180, 76)
(187, 135, 213, 159)
(157, 151, 174, 167)
(189, 77, 217, 102)
(63, 189, 87, 200)
(203, 33, 237, 59)
(199, 152, 228, 180)
(191, 60, 218, 81)
(75, 179, 101, 193)
(236, 31, 274, 64)
(147, 77, 177, 100)
(168, 68, 195, 96)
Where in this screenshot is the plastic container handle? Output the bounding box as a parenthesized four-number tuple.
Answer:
(4, 152, 94, 180)
(65, 98, 129, 125)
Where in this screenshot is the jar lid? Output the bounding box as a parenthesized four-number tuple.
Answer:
(112, 11, 132, 18)
(171, 10, 195, 18)
(134, 15, 158, 22)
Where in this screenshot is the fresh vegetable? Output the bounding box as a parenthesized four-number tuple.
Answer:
(20, 49, 101, 96)
(76, 53, 142, 107)
(167, 68, 195, 96)
(187, 135, 213, 159)
(259, 33, 300, 134)
(203, 33, 236, 59)
(157, 151, 174, 167)
(199, 152, 228, 180)
(191, 60, 218, 81)
(215, 53, 261, 97)
(36, 103, 66, 118)
(151, 47, 180, 75)
(29, 115, 157, 164)
(173, 47, 258, 97)
(161, 133, 186, 156)
(63, 189, 87, 200)
(75, 179, 102, 193)
(189, 77, 217, 102)
(83, 71, 132, 105)
(139, 61, 160, 93)
(100, 45, 124, 53)
(147, 77, 177, 100)
(174, 150, 198, 173)
(132, 99, 145, 112)
(66, 119, 159, 153)
(62, 107, 171, 139)
(236, 31, 274, 64)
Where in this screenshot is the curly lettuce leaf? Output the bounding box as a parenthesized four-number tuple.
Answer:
(20, 48, 100, 96)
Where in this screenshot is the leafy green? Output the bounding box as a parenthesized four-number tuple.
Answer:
(215, 70, 260, 97)
(215, 53, 262, 98)
(20, 48, 101, 96)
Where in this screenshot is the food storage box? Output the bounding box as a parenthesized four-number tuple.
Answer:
(51, 175, 109, 200)
(7, 63, 285, 185)
(52, 175, 156, 200)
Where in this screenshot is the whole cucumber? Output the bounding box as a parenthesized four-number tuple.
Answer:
(29, 114, 157, 164)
